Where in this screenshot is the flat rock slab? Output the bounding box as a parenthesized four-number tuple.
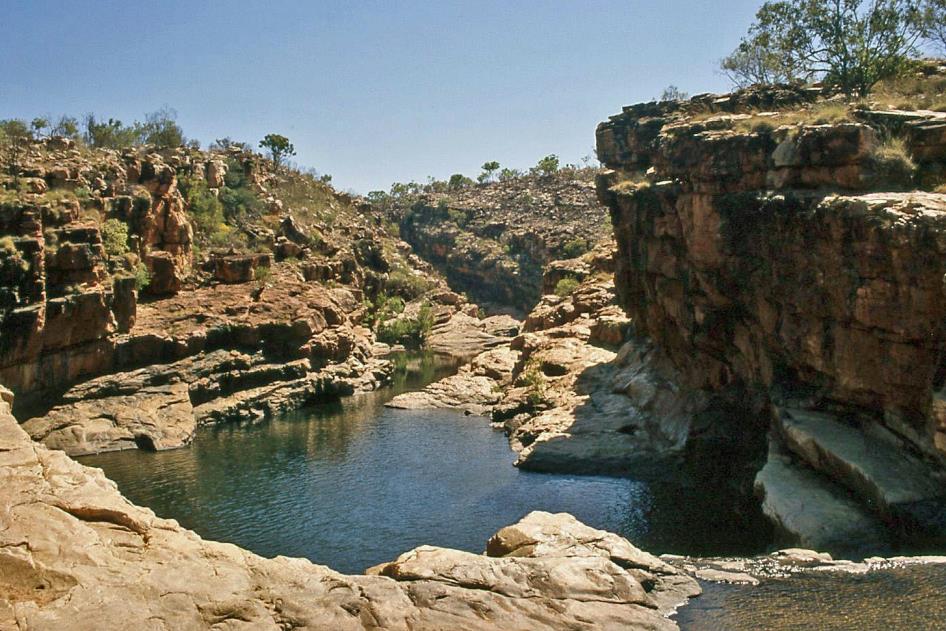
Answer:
(754, 449, 890, 557)
(779, 408, 946, 515)
(22, 382, 195, 455)
(426, 313, 520, 361)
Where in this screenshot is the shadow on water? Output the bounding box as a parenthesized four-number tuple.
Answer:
(79, 351, 779, 573)
(80, 353, 653, 573)
(77, 351, 946, 624)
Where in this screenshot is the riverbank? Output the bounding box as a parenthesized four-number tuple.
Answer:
(0, 388, 701, 630)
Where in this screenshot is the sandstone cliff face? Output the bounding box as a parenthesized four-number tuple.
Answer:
(0, 138, 485, 455)
(0, 141, 206, 397)
(390, 172, 608, 314)
(596, 88, 946, 552)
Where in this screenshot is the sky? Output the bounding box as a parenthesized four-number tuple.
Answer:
(1, 0, 763, 193)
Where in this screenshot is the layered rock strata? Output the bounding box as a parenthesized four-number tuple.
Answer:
(16, 261, 499, 455)
(391, 171, 608, 314)
(596, 87, 946, 552)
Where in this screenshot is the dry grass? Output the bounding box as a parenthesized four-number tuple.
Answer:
(870, 136, 917, 188)
(610, 171, 649, 193)
(871, 73, 946, 111)
(730, 102, 854, 134)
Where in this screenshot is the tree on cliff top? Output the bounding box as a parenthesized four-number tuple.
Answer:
(922, 0, 946, 51)
(259, 134, 296, 172)
(478, 161, 500, 183)
(723, 0, 924, 96)
(0, 119, 31, 190)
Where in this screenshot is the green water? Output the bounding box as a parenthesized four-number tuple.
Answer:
(79, 354, 772, 573)
(76, 353, 946, 627)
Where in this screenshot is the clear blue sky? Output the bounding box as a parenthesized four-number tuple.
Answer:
(1, 0, 762, 193)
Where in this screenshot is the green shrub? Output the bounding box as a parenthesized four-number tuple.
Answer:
(180, 175, 227, 242)
(0, 236, 16, 254)
(499, 168, 523, 182)
(447, 208, 468, 225)
(561, 238, 589, 259)
(533, 154, 560, 177)
(554, 277, 580, 297)
(254, 264, 272, 282)
(520, 359, 549, 406)
(134, 262, 150, 291)
(140, 108, 184, 148)
(376, 303, 433, 348)
(83, 115, 141, 149)
(219, 185, 261, 225)
(101, 218, 130, 257)
(386, 266, 433, 299)
(448, 173, 474, 190)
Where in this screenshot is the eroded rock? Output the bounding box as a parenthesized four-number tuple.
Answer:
(0, 395, 697, 630)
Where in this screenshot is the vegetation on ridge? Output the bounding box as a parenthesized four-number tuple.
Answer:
(722, 0, 946, 96)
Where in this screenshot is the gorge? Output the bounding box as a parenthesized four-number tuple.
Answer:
(4, 75, 946, 630)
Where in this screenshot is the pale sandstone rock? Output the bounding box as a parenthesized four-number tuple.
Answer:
(0, 398, 694, 630)
(22, 381, 195, 455)
(754, 443, 890, 557)
(425, 312, 520, 361)
(388, 347, 519, 415)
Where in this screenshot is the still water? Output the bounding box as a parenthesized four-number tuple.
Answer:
(80, 354, 769, 573)
(675, 564, 946, 630)
(79, 354, 946, 627)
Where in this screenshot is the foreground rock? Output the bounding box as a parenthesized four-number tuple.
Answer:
(0, 396, 697, 630)
(754, 441, 891, 557)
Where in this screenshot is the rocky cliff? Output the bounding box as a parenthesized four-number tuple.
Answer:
(0, 143, 194, 397)
(389, 171, 608, 314)
(596, 85, 946, 554)
(0, 138, 507, 456)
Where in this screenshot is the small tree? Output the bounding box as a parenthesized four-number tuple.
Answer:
(478, 161, 500, 183)
(51, 115, 80, 139)
(259, 133, 296, 172)
(448, 173, 474, 190)
(922, 0, 946, 51)
(722, 0, 924, 96)
(140, 107, 185, 147)
(499, 167, 522, 181)
(533, 154, 560, 177)
(659, 85, 689, 102)
(1, 119, 31, 190)
(30, 117, 50, 138)
(84, 115, 141, 149)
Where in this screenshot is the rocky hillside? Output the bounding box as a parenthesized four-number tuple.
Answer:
(384, 170, 609, 314)
(597, 79, 946, 555)
(0, 137, 514, 454)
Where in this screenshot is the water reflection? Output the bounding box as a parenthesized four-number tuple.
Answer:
(81, 354, 648, 573)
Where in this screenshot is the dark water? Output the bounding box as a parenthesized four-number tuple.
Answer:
(76, 354, 946, 626)
(80, 355, 660, 572)
(675, 564, 946, 630)
(79, 354, 774, 573)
